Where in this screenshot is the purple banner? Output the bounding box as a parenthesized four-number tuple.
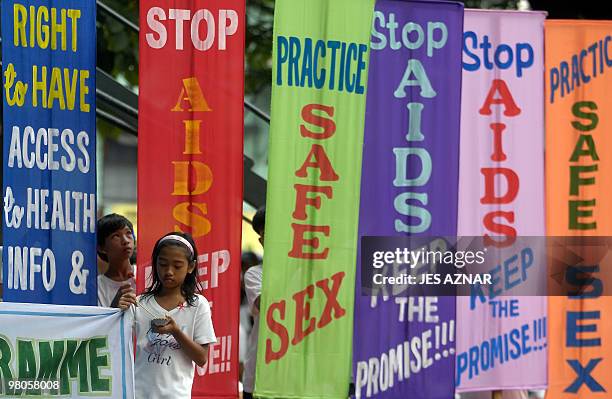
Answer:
(352, 1, 464, 399)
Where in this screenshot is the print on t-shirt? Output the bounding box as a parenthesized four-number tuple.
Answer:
(144, 326, 182, 366)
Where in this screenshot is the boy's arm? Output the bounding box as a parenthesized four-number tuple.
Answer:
(244, 269, 262, 315)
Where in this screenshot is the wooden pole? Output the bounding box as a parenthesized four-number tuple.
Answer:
(492, 391, 503, 399)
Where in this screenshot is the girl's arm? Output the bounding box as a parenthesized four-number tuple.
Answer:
(154, 318, 209, 366)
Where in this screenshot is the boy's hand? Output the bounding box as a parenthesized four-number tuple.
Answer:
(111, 283, 136, 309)
(152, 316, 179, 335)
(117, 291, 137, 310)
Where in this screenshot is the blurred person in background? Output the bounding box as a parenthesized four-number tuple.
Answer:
(239, 251, 261, 386)
(242, 207, 265, 399)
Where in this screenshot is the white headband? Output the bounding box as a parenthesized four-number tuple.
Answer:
(158, 235, 194, 258)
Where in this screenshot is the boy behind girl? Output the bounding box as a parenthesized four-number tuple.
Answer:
(243, 207, 265, 399)
(97, 213, 137, 308)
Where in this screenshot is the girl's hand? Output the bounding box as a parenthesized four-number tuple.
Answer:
(152, 316, 179, 335)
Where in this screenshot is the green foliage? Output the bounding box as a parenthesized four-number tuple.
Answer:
(97, 0, 139, 89)
(96, 0, 276, 95)
(246, 0, 275, 95)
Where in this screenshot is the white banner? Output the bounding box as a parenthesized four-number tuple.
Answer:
(0, 302, 134, 398)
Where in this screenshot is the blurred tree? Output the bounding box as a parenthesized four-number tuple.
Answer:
(246, 0, 275, 94)
(96, 0, 276, 95)
(97, 0, 139, 90)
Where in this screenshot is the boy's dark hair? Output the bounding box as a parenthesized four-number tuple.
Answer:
(96, 213, 134, 262)
(143, 232, 201, 306)
(241, 251, 260, 267)
(252, 206, 266, 235)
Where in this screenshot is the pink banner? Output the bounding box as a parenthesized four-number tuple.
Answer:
(456, 10, 547, 391)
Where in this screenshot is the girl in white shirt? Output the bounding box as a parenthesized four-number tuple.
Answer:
(123, 232, 216, 398)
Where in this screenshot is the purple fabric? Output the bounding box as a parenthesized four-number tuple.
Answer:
(353, 1, 463, 398)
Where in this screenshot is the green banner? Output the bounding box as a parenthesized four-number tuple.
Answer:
(254, 0, 374, 397)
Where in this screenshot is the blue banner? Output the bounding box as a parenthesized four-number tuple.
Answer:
(352, 1, 463, 398)
(2, 0, 97, 304)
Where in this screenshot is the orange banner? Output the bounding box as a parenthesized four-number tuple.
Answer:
(546, 20, 612, 398)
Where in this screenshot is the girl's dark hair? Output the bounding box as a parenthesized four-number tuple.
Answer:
(142, 232, 201, 306)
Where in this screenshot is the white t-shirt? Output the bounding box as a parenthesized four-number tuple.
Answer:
(97, 268, 136, 307)
(243, 264, 262, 393)
(133, 294, 216, 398)
(239, 303, 254, 363)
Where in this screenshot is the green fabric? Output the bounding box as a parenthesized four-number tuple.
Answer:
(254, 0, 374, 398)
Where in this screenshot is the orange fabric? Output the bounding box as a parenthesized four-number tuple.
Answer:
(546, 20, 612, 399)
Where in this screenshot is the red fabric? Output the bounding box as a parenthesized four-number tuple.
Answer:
(138, 2, 245, 397)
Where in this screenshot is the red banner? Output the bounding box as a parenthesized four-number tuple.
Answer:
(138, 1, 244, 397)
